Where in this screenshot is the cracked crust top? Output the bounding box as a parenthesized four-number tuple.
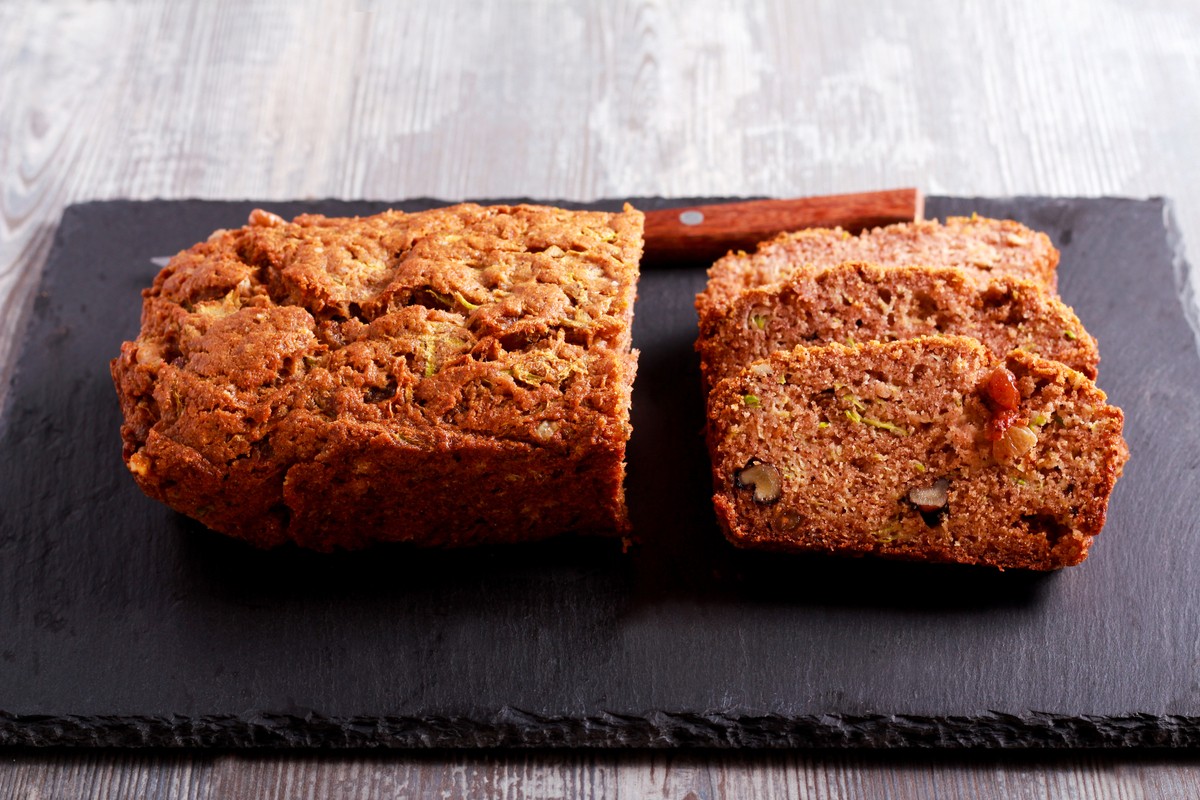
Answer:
(111, 203, 643, 549)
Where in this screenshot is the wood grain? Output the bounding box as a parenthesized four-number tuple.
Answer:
(642, 188, 921, 265)
(3, 0, 1200, 796)
(4, 751, 1200, 799)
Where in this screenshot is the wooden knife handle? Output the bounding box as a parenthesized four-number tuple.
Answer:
(642, 188, 923, 266)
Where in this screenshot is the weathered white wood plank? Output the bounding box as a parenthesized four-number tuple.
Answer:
(8, 750, 1199, 799)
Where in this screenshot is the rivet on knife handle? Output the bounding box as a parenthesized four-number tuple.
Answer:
(641, 188, 924, 267)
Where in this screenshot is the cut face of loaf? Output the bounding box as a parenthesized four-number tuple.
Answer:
(697, 262, 1099, 388)
(111, 203, 643, 550)
(706, 336, 1128, 570)
(696, 216, 1060, 324)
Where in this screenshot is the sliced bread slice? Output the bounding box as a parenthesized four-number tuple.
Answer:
(696, 216, 1059, 324)
(697, 262, 1098, 388)
(706, 336, 1128, 570)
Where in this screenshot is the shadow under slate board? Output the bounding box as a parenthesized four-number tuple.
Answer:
(0, 196, 1196, 749)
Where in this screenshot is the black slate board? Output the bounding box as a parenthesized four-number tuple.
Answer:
(2, 196, 1198, 749)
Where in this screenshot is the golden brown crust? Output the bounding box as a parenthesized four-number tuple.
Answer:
(696, 216, 1060, 325)
(111, 203, 643, 549)
(697, 262, 1098, 389)
(706, 337, 1128, 571)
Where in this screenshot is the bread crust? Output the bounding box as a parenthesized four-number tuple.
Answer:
(696, 216, 1060, 325)
(111, 204, 643, 549)
(697, 262, 1098, 389)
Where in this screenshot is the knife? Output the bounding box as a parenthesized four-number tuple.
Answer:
(149, 189, 923, 269)
(641, 188, 923, 266)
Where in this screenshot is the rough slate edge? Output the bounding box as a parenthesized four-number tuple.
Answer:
(1, 197, 1198, 751)
(3, 711, 1199, 749)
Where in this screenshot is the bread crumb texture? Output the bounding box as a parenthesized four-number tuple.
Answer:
(697, 216, 1060, 324)
(698, 262, 1098, 388)
(111, 204, 643, 550)
(707, 337, 1128, 571)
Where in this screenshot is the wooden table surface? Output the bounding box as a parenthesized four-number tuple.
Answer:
(4, 0, 1200, 796)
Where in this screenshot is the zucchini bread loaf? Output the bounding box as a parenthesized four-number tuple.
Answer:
(697, 262, 1098, 388)
(696, 216, 1059, 324)
(706, 336, 1127, 570)
(111, 203, 643, 550)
